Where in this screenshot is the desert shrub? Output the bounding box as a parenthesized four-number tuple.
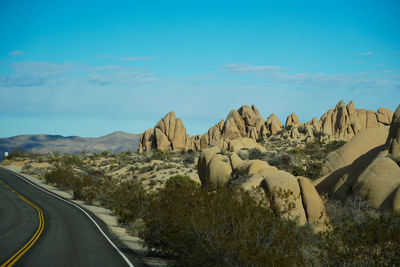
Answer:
(141, 186, 318, 266)
(107, 181, 151, 225)
(101, 151, 110, 157)
(248, 148, 266, 160)
(313, 130, 326, 140)
(165, 175, 198, 190)
(44, 165, 76, 190)
(268, 152, 293, 172)
(151, 149, 174, 161)
(58, 154, 84, 166)
(324, 140, 347, 153)
(128, 218, 146, 236)
(138, 165, 155, 173)
(182, 153, 196, 165)
(297, 126, 307, 134)
(306, 162, 323, 179)
(320, 212, 400, 266)
(292, 165, 306, 176)
(6, 150, 28, 159)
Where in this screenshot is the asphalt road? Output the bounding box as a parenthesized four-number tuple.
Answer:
(0, 167, 147, 267)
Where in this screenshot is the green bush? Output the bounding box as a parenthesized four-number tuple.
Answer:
(248, 148, 266, 160)
(44, 165, 78, 190)
(107, 181, 151, 225)
(6, 150, 28, 159)
(292, 165, 306, 176)
(58, 154, 84, 166)
(165, 175, 198, 190)
(138, 165, 155, 173)
(151, 149, 174, 161)
(324, 140, 347, 153)
(141, 186, 317, 265)
(306, 162, 323, 179)
(320, 212, 400, 265)
(182, 153, 196, 165)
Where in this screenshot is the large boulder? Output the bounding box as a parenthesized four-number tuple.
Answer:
(285, 113, 300, 128)
(198, 141, 329, 233)
(228, 137, 266, 153)
(197, 146, 222, 187)
(260, 170, 307, 225)
(207, 154, 232, 189)
(387, 105, 400, 158)
(298, 177, 330, 233)
(238, 105, 264, 133)
(355, 156, 400, 209)
(154, 128, 171, 151)
(317, 100, 391, 141)
(138, 111, 193, 152)
(235, 160, 269, 176)
(138, 128, 154, 152)
(222, 109, 247, 140)
(321, 128, 389, 176)
(377, 107, 394, 125)
(314, 104, 400, 212)
(314, 128, 388, 199)
(200, 105, 265, 148)
(265, 113, 283, 135)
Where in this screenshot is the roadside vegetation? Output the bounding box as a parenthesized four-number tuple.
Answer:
(2, 147, 400, 266)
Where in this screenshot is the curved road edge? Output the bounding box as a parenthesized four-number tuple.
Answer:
(0, 166, 168, 267)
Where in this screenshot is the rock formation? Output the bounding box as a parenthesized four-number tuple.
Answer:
(197, 105, 266, 149)
(314, 104, 400, 212)
(317, 100, 393, 141)
(197, 137, 330, 232)
(138, 111, 192, 152)
(387, 105, 400, 158)
(264, 114, 283, 135)
(138, 100, 394, 152)
(285, 113, 300, 128)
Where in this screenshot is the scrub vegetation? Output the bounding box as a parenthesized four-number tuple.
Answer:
(2, 147, 400, 266)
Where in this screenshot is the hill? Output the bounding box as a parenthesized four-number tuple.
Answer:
(0, 131, 140, 160)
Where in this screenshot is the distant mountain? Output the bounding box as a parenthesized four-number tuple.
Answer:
(0, 131, 140, 160)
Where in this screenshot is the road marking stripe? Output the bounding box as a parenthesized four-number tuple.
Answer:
(0, 178, 45, 267)
(0, 167, 134, 267)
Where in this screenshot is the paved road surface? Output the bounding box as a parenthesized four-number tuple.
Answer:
(0, 167, 147, 267)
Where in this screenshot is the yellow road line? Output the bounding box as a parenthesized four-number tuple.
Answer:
(0, 178, 45, 267)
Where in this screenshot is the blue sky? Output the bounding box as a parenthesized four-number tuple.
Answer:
(0, 0, 399, 137)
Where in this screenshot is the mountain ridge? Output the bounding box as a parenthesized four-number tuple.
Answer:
(0, 131, 140, 160)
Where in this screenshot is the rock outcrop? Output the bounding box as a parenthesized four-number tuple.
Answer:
(197, 137, 329, 232)
(138, 100, 394, 152)
(285, 113, 300, 128)
(317, 100, 392, 141)
(314, 104, 400, 212)
(138, 111, 192, 152)
(387, 105, 400, 158)
(264, 114, 284, 135)
(197, 105, 266, 149)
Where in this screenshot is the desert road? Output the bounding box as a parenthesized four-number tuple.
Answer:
(0, 167, 146, 267)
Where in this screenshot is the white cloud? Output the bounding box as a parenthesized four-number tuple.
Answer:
(359, 52, 373, 56)
(220, 63, 282, 74)
(9, 50, 25, 56)
(120, 56, 151, 61)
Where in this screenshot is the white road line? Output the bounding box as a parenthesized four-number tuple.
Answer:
(0, 167, 134, 267)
